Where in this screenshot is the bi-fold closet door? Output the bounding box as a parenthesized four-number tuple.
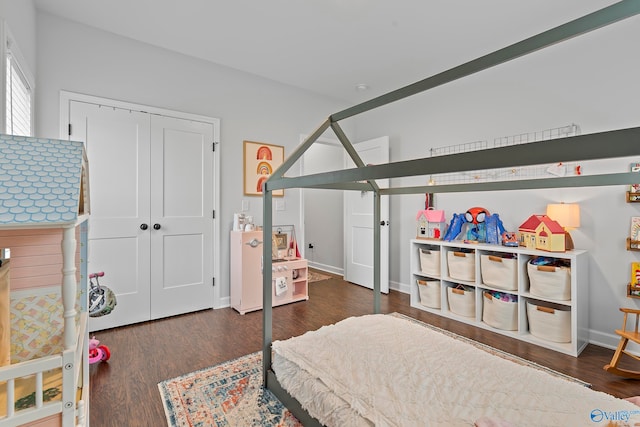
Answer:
(69, 101, 215, 331)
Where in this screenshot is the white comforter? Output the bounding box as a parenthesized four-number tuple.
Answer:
(272, 314, 640, 426)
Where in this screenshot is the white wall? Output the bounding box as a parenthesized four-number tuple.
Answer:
(348, 14, 640, 349)
(0, 0, 36, 74)
(33, 11, 348, 306)
(301, 139, 344, 274)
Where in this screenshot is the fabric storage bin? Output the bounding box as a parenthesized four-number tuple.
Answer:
(447, 286, 475, 317)
(526, 302, 571, 343)
(527, 261, 571, 300)
(447, 251, 475, 282)
(482, 292, 517, 331)
(480, 254, 517, 291)
(417, 279, 441, 309)
(419, 248, 440, 276)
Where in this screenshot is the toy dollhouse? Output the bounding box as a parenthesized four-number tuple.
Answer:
(0, 134, 90, 426)
(416, 208, 446, 239)
(518, 214, 566, 252)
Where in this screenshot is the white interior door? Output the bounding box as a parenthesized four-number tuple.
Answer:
(344, 136, 390, 293)
(70, 102, 152, 330)
(149, 115, 214, 318)
(69, 99, 216, 331)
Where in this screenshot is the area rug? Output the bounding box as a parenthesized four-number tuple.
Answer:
(307, 270, 331, 283)
(158, 352, 302, 427)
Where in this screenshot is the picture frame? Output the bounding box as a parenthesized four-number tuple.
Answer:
(274, 233, 288, 250)
(271, 225, 298, 260)
(243, 140, 284, 197)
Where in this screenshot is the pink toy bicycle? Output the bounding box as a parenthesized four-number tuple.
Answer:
(88, 272, 117, 364)
(89, 336, 111, 364)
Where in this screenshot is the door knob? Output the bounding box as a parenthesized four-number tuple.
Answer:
(140, 223, 148, 230)
(153, 223, 161, 230)
(380, 220, 389, 226)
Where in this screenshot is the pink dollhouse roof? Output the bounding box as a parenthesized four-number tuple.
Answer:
(416, 209, 446, 222)
(518, 214, 564, 234)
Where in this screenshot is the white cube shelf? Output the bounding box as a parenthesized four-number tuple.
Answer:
(409, 239, 588, 356)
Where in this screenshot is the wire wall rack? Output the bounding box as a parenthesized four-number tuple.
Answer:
(426, 124, 581, 186)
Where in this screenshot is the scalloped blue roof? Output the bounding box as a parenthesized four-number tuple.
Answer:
(0, 134, 86, 226)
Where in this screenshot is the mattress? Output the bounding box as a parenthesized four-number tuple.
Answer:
(272, 314, 640, 427)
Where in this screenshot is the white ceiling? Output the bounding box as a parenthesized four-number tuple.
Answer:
(34, 0, 620, 103)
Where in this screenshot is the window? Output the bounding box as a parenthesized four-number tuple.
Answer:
(5, 53, 31, 136)
(2, 23, 33, 136)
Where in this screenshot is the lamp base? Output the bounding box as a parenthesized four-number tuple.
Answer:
(564, 231, 575, 251)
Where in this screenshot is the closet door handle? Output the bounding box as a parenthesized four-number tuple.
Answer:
(140, 223, 148, 230)
(153, 223, 161, 230)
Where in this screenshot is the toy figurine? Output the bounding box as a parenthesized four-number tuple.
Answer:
(444, 207, 506, 245)
(502, 231, 519, 247)
(463, 207, 490, 242)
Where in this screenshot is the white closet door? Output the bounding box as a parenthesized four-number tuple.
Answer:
(70, 100, 216, 331)
(149, 115, 214, 319)
(70, 101, 152, 330)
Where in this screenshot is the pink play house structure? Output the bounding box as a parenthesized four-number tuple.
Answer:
(0, 135, 90, 426)
(518, 214, 566, 252)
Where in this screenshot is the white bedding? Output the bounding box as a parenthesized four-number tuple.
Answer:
(272, 314, 640, 426)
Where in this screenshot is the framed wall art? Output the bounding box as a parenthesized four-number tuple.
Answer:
(243, 140, 284, 197)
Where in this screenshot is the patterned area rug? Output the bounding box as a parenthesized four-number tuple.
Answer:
(158, 352, 302, 427)
(308, 270, 331, 283)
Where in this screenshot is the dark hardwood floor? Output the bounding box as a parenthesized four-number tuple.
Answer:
(89, 271, 640, 426)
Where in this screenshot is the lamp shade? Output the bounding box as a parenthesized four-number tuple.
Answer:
(546, 203, 580, 228)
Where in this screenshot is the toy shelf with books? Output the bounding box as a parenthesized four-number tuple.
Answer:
(628, 162, 640, 203)
(628, 217, 640, 252)
(410, 239, 588, 356)
(627, 262, 640, 299)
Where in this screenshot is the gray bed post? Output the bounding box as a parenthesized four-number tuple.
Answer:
(262, 188, 273, 385)
(373, 190, 381, 314)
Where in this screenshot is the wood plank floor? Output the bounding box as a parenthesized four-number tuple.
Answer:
(89, 271, 640, 426)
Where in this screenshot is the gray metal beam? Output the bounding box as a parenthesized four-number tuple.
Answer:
(297, 181, 374, 191)
(373, 192, 381, 313)
(380, 172, 640, 196)
(330, 0, 640, 122)
(265, 127, 640, 191)
(269, 118, 331, 180)
(262, 190, 273, 385)
(331, 122, 380, 193)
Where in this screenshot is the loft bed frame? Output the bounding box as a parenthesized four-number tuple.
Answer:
(260, 1, 640, 425)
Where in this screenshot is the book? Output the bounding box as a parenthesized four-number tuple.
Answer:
(632, 262, 640, 286)
(632, 217, 640, 241)
(631, 162, 640, 193)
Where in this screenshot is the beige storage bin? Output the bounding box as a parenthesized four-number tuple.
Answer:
(526, 302, 571, 343)
(482, 292, 517, 331)
(447, 286, 475, 317)
(417, 279, 441, 309)
(480, 254, 517, 291)
(419, 248, 440, 276)
(447, 251, 475, 282)
(527, 262, 571, 300)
